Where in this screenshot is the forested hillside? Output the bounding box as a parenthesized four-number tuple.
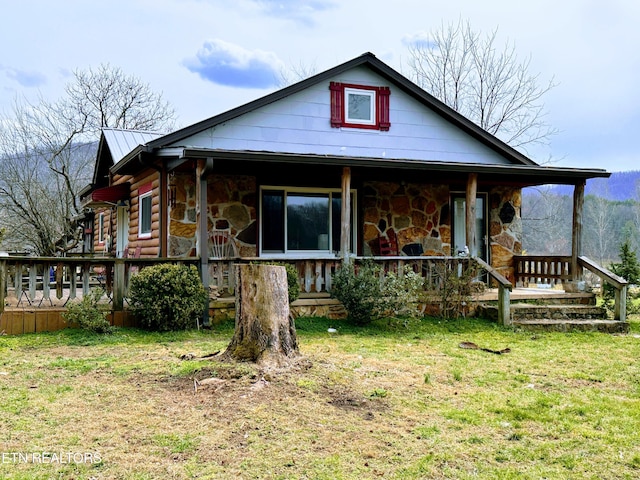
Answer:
(522, 173, 640, 265)
(546, 171, 640, 201)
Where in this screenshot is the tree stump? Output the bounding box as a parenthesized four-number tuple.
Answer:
(224, 264, 299, 367)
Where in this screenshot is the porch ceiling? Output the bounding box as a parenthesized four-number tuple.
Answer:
(177, 148, 610, 187)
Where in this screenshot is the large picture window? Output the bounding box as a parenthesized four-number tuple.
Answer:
(260, 187, 355, 256)
(138, 183, 153, 239)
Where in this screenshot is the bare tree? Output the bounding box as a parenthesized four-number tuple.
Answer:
(522, 187, 572, 255)
(65, 64, 176, 136)
(0, 65, 177, 255)
(277, 60, 318, 88)
(406, 20, 557, 150)
(584, 193, 615, 265)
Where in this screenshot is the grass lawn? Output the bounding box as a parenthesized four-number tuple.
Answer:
(1, 315, 640, 479)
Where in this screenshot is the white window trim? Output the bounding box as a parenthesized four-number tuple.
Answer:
(259, 186, 357, 258)
(344, 87, 376, 126)
(138, 190, 153, 239)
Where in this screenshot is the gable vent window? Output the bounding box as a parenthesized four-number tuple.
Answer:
(330, 82, 390, 131)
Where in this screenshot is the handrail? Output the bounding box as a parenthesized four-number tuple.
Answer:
(578, 256, 628, 321)
(472, 256, 513, 326)
(578, 256, 627, 289)
(472, 256, 512, 290)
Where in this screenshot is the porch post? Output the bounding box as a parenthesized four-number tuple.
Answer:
(465, 173, 478, 256)
(196, 158, 214, 324)
(572, 181, 585, 280)
(340, 167, 351, 263)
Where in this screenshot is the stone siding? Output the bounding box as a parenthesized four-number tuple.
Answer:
(168, 173, 257, 257)
(363, 181, 451, 256)
(489, 187, 522, 282)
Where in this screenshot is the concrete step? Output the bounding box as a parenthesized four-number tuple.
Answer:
(512, 319, 629, 333)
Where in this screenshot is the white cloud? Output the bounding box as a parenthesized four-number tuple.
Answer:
(1, 66, 47, 88)
(183, 39, 285, 89)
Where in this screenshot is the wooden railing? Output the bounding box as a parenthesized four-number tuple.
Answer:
(513, 255, 572, 287)
(4, 254, 627, 323)
(0, 256, 199, 313)
(211, 256, 470, 297)
(2, 255, 471, 311)
(473, 257, 513, 326)
(513, 254, 628, 322)
(578, 256, 628, 321)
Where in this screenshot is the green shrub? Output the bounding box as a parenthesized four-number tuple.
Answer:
(434, 260, 480, 319)
(63, 289, 113, 334)
(331, 260, 424, 325)
(128, 264, 208, 331)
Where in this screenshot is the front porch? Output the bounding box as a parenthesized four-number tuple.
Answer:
(0, 254, 628, 335)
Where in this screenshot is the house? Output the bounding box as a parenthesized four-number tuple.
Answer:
(78, 52, 616, 321)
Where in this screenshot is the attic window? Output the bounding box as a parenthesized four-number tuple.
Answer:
(330, 82, 390, 131)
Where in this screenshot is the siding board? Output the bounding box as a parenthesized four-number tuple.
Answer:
(176, 67, 512, 166)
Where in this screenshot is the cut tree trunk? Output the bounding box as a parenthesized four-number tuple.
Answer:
(224, 264, 299, 367)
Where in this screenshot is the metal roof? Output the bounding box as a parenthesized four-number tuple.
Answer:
(102, 128, 164, 165)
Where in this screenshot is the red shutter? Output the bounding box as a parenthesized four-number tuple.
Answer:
(329, 82, 343, 128)
(378, 87, 391, 131)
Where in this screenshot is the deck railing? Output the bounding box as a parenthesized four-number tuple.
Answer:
(2, 254, 498, 311)
(210, 256, 473, 297)
(513, 254, 628, 321)
(0, 256, 199, 313)
(513, 255, 572, 287)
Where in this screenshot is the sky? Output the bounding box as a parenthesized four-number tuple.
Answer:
(1, 0, 639, 172)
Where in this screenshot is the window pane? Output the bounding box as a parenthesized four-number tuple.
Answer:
(140, 194, 152, 234)
(287, 194, 329, 250)
(262, 190, 284, 252)
(348, 92, 372, 121)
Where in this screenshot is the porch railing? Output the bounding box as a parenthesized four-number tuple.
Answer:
(473, 257, 513, 326)
(513, 255, 572, 287)
(513, 254, 628, 321)
(0, 256, 199, 313)
(212, 256, 474, 297)
(5, 254, 622, 325)
(578, 256, 628, 321)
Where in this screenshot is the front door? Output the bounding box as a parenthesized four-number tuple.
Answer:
(116, 206, 129, 258)
(452, 194, 487, 260)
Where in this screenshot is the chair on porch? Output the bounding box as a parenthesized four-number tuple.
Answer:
(209, 231, 238, 259)
(378, 229, 399, 256)
(208, 230, 239, 298)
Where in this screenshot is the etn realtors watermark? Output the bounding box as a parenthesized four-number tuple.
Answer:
(1, 451, 102, 464)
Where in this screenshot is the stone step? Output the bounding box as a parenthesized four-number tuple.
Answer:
(509, 303, 608, 321)
(478, 303, 608, 323)
(512, 319, 629, 333)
